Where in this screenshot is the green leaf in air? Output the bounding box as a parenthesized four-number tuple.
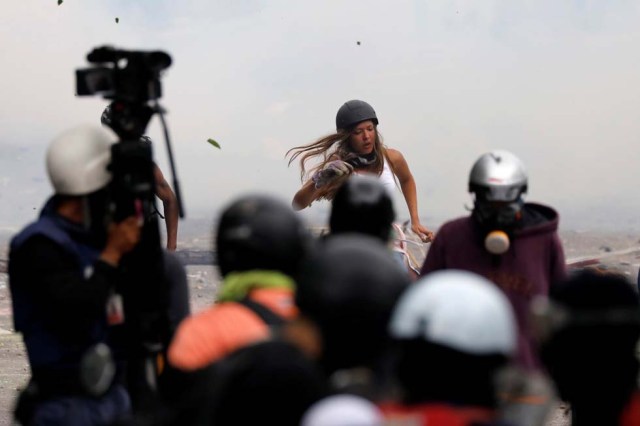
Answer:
(115, 17, 120, 23)
(207, 138, 221, 149)
(58, 0, 63, 5)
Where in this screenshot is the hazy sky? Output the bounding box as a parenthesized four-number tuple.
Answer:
(1, 0, 640, 236)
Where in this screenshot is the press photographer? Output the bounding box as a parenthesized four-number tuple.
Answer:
(9, 46, 189, 425)
(9, 125, 140, 424)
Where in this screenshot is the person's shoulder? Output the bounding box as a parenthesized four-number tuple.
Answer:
(10, 220, 69, 258)
(176, 302, 268, 342)
(384, 148, 409, 171)
(168, 302, 269, 371)
(385, 148, 404, 161)
(518, 202, 560, 235)
(439, 216, 472, 233)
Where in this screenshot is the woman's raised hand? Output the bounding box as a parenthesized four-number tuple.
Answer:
(311, 160, 354, 189)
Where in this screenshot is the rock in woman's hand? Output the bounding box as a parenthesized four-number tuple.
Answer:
(312, 160, 354, 188)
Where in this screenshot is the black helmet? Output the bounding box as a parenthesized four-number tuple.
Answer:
(215, 194, 310, 278)
(335, 100, 379, 132)
(539, 271, 640, 404)
(330, 175, 395, 242)
(296, 234, 410, 373)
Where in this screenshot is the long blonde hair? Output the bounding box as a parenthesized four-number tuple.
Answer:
(286, 126, 394, 201)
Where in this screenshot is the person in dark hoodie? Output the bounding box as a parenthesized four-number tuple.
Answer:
(421, 150, 567, 370)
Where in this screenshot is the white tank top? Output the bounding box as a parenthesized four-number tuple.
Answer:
(356, 158, 397, 195)
(379, 158, 397, 195)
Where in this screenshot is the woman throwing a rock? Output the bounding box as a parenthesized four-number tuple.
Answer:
(287, 99, 433, 243)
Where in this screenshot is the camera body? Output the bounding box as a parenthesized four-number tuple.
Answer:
(76, 46, 170, 103)
(77, 46, 171, 139)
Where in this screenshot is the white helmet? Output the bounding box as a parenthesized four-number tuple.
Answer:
(389, 270, 517, 356)
(46, 125, 116, 196)
(469, 150, 527, 202)
(301, 394, 383, 426)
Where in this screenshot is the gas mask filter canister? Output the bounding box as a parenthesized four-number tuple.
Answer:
(484, 230, 510, 255)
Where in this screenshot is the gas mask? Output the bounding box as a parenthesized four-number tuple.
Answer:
(468, 150, 528, 255)
(472, 197, 524, 255)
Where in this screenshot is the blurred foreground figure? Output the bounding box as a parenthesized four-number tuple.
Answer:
(329, 175, 418, 276)
(295, 234, 410, 398)
(9, 126, 141, 425)
(537, 270, 640, 425)
(155, 195, 311, 424)
(168, 194, 310, 370)
(421, 150, 566, 370)
(302, 394, 383, 426)
(330, 175, 395, 244)
(380, 270, 517, 425)
(191, 235, 408, 426)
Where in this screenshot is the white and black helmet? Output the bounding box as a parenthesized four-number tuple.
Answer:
(389, 270, 517, 356)
(469, 150, 527, 202)
(46, 125, 116, 196)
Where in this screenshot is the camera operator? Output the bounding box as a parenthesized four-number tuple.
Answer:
(101, 104, 179, 251)
(55, 47, 192, 417)
(9, 125, 141, 425)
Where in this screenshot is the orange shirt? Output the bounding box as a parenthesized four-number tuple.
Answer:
(168, 288, 297, 371)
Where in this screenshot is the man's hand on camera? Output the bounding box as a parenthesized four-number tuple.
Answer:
(100, 216, 142, 267)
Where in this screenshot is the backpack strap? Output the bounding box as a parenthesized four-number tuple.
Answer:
(238, 297, 285, 326)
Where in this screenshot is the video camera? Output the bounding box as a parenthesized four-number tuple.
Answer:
(76, 45, 183, 221)
(76, 46, 171, 138)
(75, 46, 180, 403)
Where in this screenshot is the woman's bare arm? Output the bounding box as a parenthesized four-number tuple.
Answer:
(292, 180, 322, 210)
(387, 149, 434, 242)
(154, 164, 179, 250)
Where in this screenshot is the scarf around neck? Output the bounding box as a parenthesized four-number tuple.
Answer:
(217, 270, 295, 302)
